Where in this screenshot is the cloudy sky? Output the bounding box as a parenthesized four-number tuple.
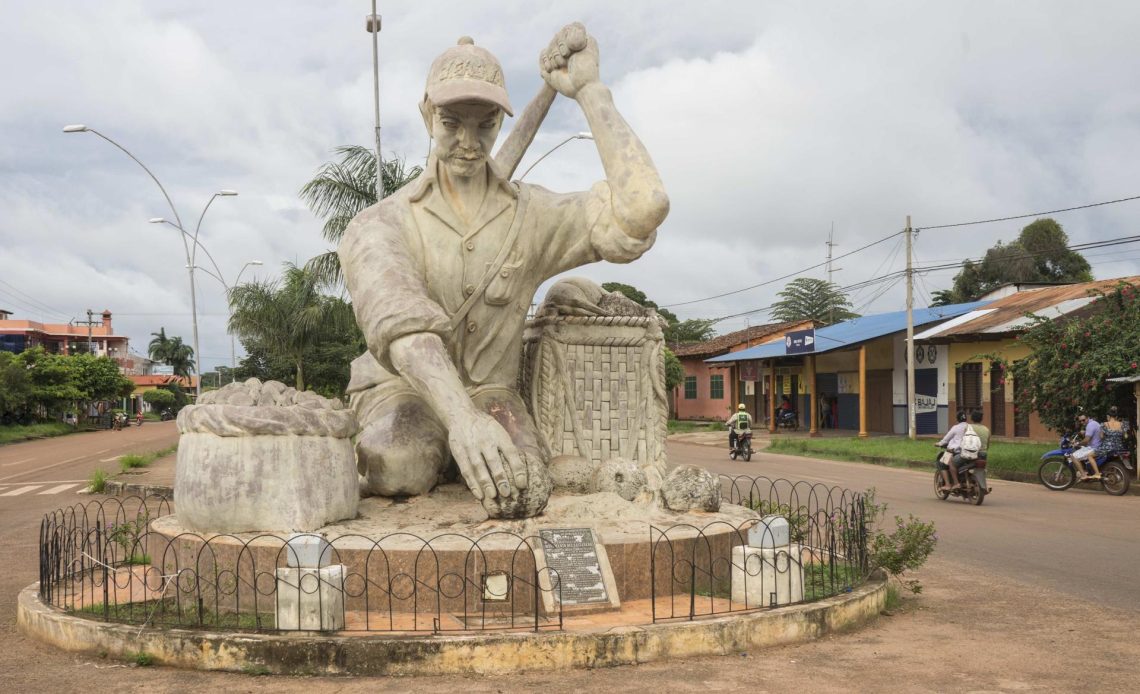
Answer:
(3, 1, 1140, 371)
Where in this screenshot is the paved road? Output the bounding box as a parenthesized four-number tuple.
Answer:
(672, 440, 1140, 611)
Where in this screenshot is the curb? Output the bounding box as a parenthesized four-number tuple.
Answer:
(103, 480, 174, 497)
(18, 573, 888, 676)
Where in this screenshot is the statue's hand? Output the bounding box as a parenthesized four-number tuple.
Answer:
(539, 22, 598, 99)
(447, 409, 528, 503)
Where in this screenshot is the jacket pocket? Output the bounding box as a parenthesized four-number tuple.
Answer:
(484, 260, 524, 306)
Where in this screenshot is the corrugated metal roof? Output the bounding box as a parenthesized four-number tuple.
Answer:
(705, 301, 990, 363)
(671, 320, 812, 357)
(914, 276, 1140, 339)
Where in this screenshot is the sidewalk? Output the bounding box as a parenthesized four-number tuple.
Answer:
(105, 451, 176, 496)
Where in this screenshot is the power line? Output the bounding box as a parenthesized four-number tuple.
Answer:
(660, 229, 905, 308)
(0, 280, 72, 320)
(916, 194, 1140, 231)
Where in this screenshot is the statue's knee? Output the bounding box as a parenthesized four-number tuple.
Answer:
(356, 422, 447, 497)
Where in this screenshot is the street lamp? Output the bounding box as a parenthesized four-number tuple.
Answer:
(518, 132, 593, 181)
(366, 3, 383, 201)
(186, 260, 263, 382)
(64, 124, 221, 398)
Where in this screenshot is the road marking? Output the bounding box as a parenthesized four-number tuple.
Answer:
(93, 449, 111, 455)
(100, 457, 122, 462)
(38, 484, 80, 495)
(1, 458, 35, 467)
(1, 485, 41, 497)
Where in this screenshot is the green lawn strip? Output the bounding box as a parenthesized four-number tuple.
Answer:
(118, 443, 178, 473)
(0, 422, 79, 445)
(668, 419, 725, 434)
(768, 436, 1048, 476)
(73, 598, 266, 630)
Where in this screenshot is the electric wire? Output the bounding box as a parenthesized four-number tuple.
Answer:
(916, 194, 1140, 231)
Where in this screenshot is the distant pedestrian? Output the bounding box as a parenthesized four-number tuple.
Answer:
(819, 393, 831, 429)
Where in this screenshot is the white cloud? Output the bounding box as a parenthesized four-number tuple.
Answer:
(3, 1, 1140, 366)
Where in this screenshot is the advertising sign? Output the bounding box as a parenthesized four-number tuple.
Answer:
(785, 329, 815, 355)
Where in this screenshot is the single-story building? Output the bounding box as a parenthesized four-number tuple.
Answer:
(915, 275, 1140, 441)
(671, 321, 814, 421)
(704, 302, 990, 435)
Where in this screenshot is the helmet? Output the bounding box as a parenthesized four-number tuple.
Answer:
(956, 410, 967, 423)
(738, 403, 746, 410)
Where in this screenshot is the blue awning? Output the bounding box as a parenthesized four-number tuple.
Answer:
(704, 301, 991, 364)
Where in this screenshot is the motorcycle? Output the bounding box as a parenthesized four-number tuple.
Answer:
(1037, 433, 1133, 496)
(728, 426, 754, 462)
(159, 409, 174, 422)
(933, 445, 990, 505)
(775, 409, 799, 431)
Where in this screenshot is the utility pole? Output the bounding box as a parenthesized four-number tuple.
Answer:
(905, 216, 916, 440)
(366, 3, 384, 202)
(826, 224, 841, 325)
(87, 308, 94, 354)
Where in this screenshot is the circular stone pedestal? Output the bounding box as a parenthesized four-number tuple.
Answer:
(150, 484, 759, 611)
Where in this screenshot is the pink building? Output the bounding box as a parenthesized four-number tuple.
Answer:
(0, 309, 130, 365)
(672, 320, 814, 421)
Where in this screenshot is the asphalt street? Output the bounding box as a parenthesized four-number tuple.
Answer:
(672, 440, 1140, 611)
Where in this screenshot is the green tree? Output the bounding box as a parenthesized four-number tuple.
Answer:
(0, 351, 32, 417)
(142, 388, 176, 410)
(299, 147, 423, 287)
(663, 347, 684, 390)
(1006, 282, 1139, 433)
(147, 328, 172, 363)
(770, 277, 858, 325)
(600, 282, 715, 343)
(228, 263, 356, 392)
(147, 327, 195, 378)
(931, 218, 1093, 304)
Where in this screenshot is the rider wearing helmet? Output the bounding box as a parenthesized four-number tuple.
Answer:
(726, 403, 753, 451)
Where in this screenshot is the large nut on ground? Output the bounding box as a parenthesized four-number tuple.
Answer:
(547, 454, 598, 494)
(661, 464, 721, 513)
(174, 379, 359, 533)
(592, 458, 648, 502)
(483, 454, 553, 519)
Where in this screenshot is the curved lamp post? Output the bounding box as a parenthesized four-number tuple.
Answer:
(64, 124, 236, 398)
(518, 132, 593, 181)
(186, 260, 263, 383)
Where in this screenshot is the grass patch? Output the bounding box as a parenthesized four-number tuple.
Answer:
(117, 444, 178, 473)
(668, 419, 724, 434)
(88, 468, 108, 493)
(130, 651, 155, 667)
(0, 421, 75, 445)
(73, 599, 267, 630)
(768, 435, 1048, 475)
(241, 664, 273, 676)
(804, 562, 860, 601)
(884, 584, 902, 612)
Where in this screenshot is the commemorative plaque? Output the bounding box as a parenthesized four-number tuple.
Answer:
(537, 527, 620, 612)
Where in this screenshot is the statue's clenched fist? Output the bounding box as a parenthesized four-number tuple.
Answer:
(539, 22, 598, 99)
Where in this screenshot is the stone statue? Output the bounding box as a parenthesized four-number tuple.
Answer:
(339, 23, 669, 519)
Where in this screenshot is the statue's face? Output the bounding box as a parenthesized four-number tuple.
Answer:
(431, 101, 503, 178)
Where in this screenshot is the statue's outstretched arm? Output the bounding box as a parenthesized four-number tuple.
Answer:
(389, 333, 527, 504)
(539, 22, 670, 240)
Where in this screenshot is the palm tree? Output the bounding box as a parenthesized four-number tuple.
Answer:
(228, 263, 354, 391)
(165, 337, 196, 379)
(299, 146, 423, 287)
(148, 328, 172, 363)
(148, 327, 194, 378)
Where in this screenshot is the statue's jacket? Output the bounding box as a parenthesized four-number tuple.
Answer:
(339, 156, 656, 398)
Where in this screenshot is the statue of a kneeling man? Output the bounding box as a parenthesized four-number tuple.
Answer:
(339, 24, 669, 518)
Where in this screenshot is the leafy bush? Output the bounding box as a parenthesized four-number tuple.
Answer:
(863, 488, 938, 594)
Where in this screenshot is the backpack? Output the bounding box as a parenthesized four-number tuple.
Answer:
(960, 425, 982, 460)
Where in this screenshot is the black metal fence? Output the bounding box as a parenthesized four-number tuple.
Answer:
(39, 495, 563, 634)
(649, 476, 870, 622)
(37, 475, 871, 633)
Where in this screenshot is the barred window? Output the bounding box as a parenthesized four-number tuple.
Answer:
(710, 374, 724, 399)
(684, 376, 697, 399)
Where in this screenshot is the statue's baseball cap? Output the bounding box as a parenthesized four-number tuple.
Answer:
(424, 36, 513, 116)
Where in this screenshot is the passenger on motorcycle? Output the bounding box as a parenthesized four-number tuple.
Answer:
(937, 410, 990, 491)
(726, 403, 753, 450)
(1071, 412, 1104, 480)
(936, 411, 968, 491)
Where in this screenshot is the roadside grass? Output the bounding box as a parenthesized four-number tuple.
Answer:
(668, 419, 724, 434)
(88, 468, 108, 493)
(768, 436, 1048, 475)
(118, 444, 178, 473)
(0, 421, 76, 445)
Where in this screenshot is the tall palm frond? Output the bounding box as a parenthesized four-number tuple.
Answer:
(299, 146, 423, 288)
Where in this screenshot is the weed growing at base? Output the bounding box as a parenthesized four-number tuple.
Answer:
(118, 443, 178, 473)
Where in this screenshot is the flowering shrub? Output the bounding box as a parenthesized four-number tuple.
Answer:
(1005, 282, 1139, 433)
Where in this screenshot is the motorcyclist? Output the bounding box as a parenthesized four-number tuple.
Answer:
(726, 403, 753, 452)
(936, 410, 968, 491)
